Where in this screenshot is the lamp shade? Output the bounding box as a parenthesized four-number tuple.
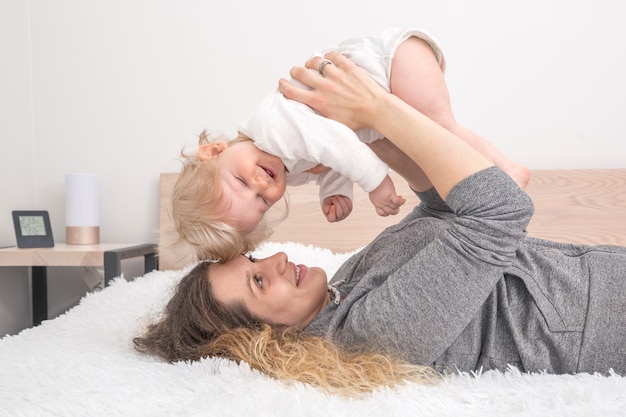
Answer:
(65, 173, 100, 244)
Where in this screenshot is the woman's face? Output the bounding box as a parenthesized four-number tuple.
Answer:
(209, 252, 330, 328)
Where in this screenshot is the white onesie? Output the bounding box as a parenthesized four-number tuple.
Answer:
(238, 28, 446, 204)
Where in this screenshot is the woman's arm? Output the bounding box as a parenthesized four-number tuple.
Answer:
(367, 138, 434, 193)
(279, 52, 493, 200)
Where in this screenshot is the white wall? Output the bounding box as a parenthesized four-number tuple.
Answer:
(1, 0, 625, 336)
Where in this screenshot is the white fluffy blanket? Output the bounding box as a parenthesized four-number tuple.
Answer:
(1, 242, 624, 417)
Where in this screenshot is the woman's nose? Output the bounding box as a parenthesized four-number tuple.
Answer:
(268, 252, 288, 274)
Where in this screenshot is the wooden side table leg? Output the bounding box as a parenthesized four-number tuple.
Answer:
(32, 266, 48, 326)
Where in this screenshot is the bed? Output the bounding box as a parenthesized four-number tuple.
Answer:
(1, 169, 625, 416)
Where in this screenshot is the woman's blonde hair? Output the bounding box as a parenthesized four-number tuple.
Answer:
(134, 261, 439, 396)
(159, 130, 287, 268)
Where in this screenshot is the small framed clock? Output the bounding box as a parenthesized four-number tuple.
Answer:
(12, 210, 55, 248)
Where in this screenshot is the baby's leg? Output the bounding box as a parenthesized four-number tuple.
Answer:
(390, 37, 530, 189)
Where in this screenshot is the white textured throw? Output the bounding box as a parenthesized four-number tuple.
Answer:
(1, 241, 624, 417)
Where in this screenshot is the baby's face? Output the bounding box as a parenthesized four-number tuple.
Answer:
(216, 141, 287, 232)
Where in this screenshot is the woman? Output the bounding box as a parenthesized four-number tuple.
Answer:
(135, 53, 626, 395)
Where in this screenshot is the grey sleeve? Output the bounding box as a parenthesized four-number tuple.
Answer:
(339, 168, 534, 363)
(411, 187, 455, 221)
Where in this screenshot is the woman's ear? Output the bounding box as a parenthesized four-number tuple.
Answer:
(198, 142, 228, 160)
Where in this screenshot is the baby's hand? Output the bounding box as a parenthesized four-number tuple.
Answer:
(369, 175, 406, 216)
(322, 195, 353, 222)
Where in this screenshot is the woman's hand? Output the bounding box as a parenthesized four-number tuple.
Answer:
(279, 52, 386, 132)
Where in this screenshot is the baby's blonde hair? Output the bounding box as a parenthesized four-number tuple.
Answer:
(159, 130, 287, 268)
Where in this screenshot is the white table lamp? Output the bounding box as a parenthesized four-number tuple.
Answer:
(65, 173, 100, 244)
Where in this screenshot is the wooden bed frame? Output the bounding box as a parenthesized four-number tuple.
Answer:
(159, 169, 626, 270)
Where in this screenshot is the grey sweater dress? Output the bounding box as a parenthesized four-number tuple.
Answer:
(306, 167, 626, 375)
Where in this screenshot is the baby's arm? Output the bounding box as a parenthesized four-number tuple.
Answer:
(286, 169, 353, 222)
(317, 169, 354, 222)
(369, 174, 406, 216)
(240, 85, 389, 194)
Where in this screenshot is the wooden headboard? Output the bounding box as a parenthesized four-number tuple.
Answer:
(159, 169, 626, 270)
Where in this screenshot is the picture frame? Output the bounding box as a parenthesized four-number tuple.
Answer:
(12, 210, 55, 248)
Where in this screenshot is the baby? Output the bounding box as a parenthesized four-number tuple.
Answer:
(162, 127, 403, 267)
(162, 28, 529, 268)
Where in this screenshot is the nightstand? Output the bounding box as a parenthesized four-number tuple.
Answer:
(0, 243, 157, 326)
